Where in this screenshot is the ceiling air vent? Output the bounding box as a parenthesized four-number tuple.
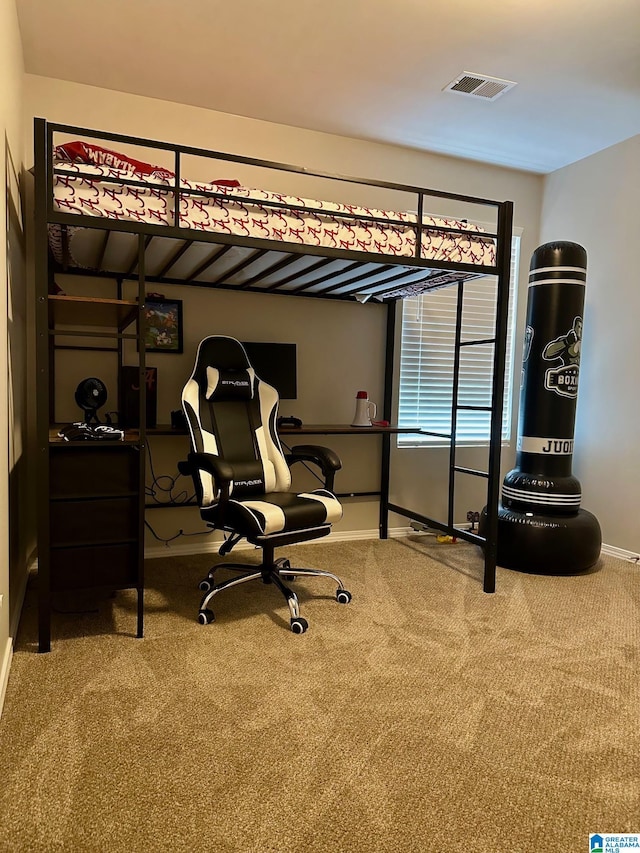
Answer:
(443, 72, 517, 101)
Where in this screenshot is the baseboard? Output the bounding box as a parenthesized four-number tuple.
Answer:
(0, 553, 35, 720)
(145, 526, 413, 559)
(10, 556, 31, 640)
(43, 528, 634, 563)
(0, 636, 13, 721)
(601, 543, 640, 564)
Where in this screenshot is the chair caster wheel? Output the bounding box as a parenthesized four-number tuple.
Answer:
(290, 617, 308, 634)
(283, 575, 296, 582)
(198, 609, 215, 625)
(336, 589, 352, 604)
(198, 579, 212, 592)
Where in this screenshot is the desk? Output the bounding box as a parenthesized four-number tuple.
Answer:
(280, 425, 419, 536)
(146, 424, 414, 437)
(147, 423, 420, 538)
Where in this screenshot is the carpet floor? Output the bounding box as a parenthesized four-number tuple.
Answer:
(0, 536, 638, 852)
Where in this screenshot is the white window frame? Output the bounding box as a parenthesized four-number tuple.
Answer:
(397, 225, 522, 449)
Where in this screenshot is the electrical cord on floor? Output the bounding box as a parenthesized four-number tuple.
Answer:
(143, 439, 211, 545)
(145, 439, 195, 506)
(144, 518, 215, 547)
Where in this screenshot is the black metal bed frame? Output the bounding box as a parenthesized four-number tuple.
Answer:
(34, 117, 513, 648)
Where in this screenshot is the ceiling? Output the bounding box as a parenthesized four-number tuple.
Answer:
(16, 0, 640, 174)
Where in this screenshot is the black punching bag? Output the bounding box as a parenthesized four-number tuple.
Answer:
(487, 241, 601, 574)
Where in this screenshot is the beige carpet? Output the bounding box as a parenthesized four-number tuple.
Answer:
(1, 537, 638, 852)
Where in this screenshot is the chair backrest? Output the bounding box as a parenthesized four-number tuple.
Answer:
(182, 336, 291, 506)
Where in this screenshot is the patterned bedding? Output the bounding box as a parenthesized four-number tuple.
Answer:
(48, 141, 496, 271)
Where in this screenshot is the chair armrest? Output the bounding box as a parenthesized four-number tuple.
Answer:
(286, 444, 342, 493)
(178, 453, 234, 523)
(178, 452, 234, 485)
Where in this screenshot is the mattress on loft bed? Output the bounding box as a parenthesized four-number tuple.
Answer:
(47, 141, 496, 288)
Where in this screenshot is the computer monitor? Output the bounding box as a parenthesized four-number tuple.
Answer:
(241, 342, 297, 400)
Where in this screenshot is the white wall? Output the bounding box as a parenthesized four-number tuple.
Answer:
(1, 0, 26, 714)
(541, 136, 640, 553)
(23, 74, 543, 549)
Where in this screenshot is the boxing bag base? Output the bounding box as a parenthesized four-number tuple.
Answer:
(479, 504, 602, 575)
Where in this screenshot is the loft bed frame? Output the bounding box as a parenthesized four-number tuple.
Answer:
(33, 117, 513, 647)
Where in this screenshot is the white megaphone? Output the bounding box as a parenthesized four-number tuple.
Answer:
(351, 390, 377, 427)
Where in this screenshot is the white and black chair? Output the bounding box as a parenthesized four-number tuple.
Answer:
(179, 336, 351, 634)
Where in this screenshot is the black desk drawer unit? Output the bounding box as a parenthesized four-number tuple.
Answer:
(49, 542, 139, 591)
(39, 443, 144, 649)
(50, 445, 139, 498)
(50, 495, 139, 547)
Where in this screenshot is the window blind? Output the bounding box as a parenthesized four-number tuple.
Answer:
(397, 233, 520, 447)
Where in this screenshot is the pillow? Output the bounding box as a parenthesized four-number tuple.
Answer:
(54, 141, 174, 180)
(54, 141, 241, 188)
(206, 367, 254, 401)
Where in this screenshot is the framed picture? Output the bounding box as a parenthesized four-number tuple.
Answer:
(142, 298, 183, 353)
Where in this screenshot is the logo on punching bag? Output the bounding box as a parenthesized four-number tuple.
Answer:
(542, 316, 582, 399)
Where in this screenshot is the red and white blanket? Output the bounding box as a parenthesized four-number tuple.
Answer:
(50, 141, 496, 269)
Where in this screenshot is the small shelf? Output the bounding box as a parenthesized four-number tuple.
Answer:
(48, 294, 138, 330)
(49, 426, 141, 445)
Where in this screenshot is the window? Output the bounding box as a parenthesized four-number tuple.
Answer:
(397, 230, 521, 447)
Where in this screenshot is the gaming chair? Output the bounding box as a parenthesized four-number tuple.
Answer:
(179, 336, 351, 634)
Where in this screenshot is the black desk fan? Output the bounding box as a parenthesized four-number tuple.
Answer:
(75, 377, 108, 424)
(59, 378, 123, 441)
(58, 378, 124, 441)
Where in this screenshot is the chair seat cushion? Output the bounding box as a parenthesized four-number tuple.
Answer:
(201, 489, 342, 537)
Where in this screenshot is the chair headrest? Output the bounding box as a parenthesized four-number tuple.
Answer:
(194, 336, 251, 373)
(191, 336, 255, 401)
